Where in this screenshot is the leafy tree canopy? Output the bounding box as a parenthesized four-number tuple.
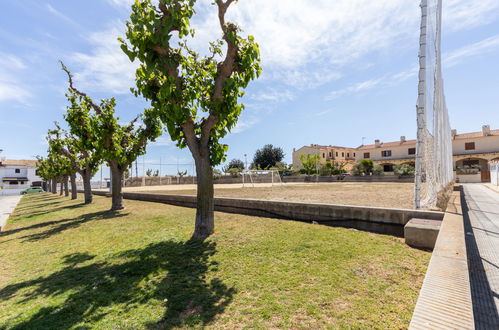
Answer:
(252, 144, 285, 169)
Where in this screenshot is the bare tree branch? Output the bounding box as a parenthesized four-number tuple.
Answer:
(60, 60, 103, 115)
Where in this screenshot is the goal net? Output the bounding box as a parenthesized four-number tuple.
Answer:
(242, 170, 283, 187)
(414, 0, 453, 209)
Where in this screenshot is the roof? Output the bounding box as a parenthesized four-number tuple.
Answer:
(0, 159, 37, 167)
(357, 139, 417, 150)
(454, 129, 499, 139)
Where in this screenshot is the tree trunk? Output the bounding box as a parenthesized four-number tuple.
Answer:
(64, 176, 69, 197)
(70, 173, 77, 200)
(51, 179, 57, 194)
(192, 154, 215, 240)
(82, 170, 93, 204)
(110, 162, 125, 211)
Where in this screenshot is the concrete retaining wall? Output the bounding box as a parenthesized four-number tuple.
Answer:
(90, 190, 443, 236)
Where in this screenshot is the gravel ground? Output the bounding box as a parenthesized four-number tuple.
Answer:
(145, 182, 415, 209)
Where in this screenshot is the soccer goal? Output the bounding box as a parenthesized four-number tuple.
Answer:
(414, 0, 454, 209)
(241, 170, 283, 187)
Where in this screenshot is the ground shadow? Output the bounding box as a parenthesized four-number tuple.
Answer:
(0, 240, 233, 329)
(0, 210, 127, 244)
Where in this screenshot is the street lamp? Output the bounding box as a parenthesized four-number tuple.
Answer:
(244, 154, 247, 170)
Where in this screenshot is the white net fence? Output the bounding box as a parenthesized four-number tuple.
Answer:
(415, 0, 453, 209)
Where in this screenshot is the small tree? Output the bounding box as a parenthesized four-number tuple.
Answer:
(226, 158, 245, 171)
(252, 144, 284, 169)
(121, 0, 261, 239)
(300, 154, 320, 175)
(360, 159, 374, 175)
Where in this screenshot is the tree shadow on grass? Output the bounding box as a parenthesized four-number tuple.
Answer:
(11, 203, 87, 221)
(0, 240, 234, 329)
(0, 210, 127, 244)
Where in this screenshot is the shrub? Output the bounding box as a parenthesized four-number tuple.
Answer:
(372, 164, 384, 176)
(394, 164, 415, 177)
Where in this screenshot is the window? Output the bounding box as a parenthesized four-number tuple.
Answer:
(353, 153, 356, 157)
(347, 153, 350, 157)
(322, 153, 325, 158)
(336, 152, 338, 157)
(364, 152, 370, 159)
(35, 169, 39, 176)
(15, 168, 20, 173)
(383, 164, 394, 172)
(381, 150, 392, 157)
(465, 142, 475, 150)
(329, 152, 332, 157)
(463, 159, 480, 167)
(341, 152, 344, 157)
(408, 148, 416, 155)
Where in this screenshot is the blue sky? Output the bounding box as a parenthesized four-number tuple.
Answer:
(1, 0, 498, 177)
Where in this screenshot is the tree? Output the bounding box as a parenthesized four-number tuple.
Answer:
(226, 158, 245, 171)
(62, 63, 161, 210)
(61, 65, 102, 204)
(46, 124, 79, 200)
(121, 0, 261, 239)
(300, 154, 320, 175)
(372, 164, 384, 176)
(36, 156, 57, 193)
(146, 169, 153, 177)
(351, 159, 375, 176)
(252, 144, 284, 170)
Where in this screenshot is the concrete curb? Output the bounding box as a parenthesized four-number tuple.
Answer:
(409, 188, 474, 329)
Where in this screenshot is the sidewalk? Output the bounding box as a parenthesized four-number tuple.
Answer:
(0, 195, 22, 231)
(461, 184, 499, 329)
(484, 183, 499, 194)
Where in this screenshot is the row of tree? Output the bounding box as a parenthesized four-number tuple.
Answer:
(37, 0, 261, 240)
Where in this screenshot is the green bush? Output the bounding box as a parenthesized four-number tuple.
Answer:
(394, 164, 415, 177)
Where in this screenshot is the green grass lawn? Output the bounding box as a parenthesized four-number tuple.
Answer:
(0, 193, 430, 329)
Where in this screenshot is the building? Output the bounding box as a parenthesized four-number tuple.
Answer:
(292, 125, 499, 182)
(0, 159, 42, 195)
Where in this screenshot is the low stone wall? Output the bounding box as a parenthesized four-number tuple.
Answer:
(282, 175, 414, 183)
(409, 187, 474, 329)
(90, 190, 443, 236)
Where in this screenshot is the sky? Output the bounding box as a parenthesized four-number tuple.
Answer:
(0, 0, 498, 178)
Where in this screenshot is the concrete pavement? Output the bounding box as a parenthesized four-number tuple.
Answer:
(462, 184, 499, 329)
(0, 195, 22, 231)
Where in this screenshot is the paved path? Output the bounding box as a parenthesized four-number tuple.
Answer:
(0, 195, 22, 231)
(462, 184, 499, 329)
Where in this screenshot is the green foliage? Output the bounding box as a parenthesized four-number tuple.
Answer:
(252, 144, 285, 169)
(394, 164, 415, 177)
(120, 0, 261, 166)
(372, 164, 384, 176)
(61, 63, 162, 175)
(299, 154, 320, 175)
(352, 159, 375, 176)
(227, 167, 242, 178)
(225, 158, 245, 171)
(318, 161, 347, 176)
(269, 161, 292, 176)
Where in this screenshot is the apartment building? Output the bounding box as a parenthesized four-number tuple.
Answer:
(292, 125, 499, 182)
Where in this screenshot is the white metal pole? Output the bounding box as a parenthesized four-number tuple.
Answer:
(414, 0, 428, 209)
(159, 157, 162, 185)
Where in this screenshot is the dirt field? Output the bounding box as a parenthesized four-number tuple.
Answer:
(135, 182, 415, 209)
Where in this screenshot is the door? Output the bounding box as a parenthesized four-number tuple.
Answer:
(481, 170, 491, 182)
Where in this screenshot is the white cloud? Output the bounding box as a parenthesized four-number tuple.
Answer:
(444, 34, 499, 67)
(73, 1, 499, 94)
(150, 136, 174, 147)
(46, 4, 77, 25)
(106, 0, 133, 8)
(0, 53, 31, 104)
(250, 88, 295, 103)
(70, 23, 137, 94)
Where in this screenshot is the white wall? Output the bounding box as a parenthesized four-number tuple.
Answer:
(491, 163, 499, 186)
(452, 135, 499, 155)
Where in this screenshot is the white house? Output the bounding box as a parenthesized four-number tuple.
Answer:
(0, 159, 42, 195)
